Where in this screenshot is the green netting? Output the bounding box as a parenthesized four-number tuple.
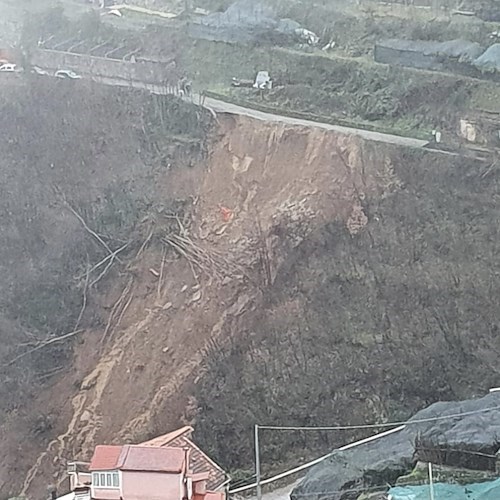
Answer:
(389, 479, 500, 500)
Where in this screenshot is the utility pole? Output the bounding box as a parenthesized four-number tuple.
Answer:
(255, 424, 262, 500)
(428, 462, 435, 500)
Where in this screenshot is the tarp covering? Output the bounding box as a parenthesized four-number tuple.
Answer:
(474, 44, 500, 72)
(189, 0, 317, 45)
(389, 479, 500, 500)
(377, 39, 483, 62)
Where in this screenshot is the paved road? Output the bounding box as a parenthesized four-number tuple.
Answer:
(88, 76, 429, 149)
(203, 96, 428, 148)
(235, 481, 299, 500)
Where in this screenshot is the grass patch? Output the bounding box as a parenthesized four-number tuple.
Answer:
(180, 38, 500, 136)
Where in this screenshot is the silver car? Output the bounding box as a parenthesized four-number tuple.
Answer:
(55, 69, 82, 80)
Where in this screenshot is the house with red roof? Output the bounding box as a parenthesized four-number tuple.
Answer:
(88, 444, 224, 500)
(56, 427, 227, 500)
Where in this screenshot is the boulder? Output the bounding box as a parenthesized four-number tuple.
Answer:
(291, 392, 500, 500)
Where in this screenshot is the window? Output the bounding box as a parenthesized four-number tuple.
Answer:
(92, 471, 120, 489)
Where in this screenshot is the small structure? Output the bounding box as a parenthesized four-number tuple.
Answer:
(67, 462, 91, 491)
(139, 426, 228, 491)
(89, 444, 224, 500)
(458, 111, 500, 146)
(253, 71, 272, 90)
(459, 118, 477, 143)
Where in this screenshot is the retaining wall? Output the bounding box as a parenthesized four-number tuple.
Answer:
(31, 49, 178, 85)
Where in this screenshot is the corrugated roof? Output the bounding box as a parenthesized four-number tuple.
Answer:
(117, 445, 186, 473)
(89, 446, 123, 471)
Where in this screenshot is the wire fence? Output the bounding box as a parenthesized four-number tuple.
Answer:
(257, 404, 500, 431)
(230, 404, 500, 495)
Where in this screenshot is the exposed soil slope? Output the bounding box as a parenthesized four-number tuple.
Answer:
(0, 76, 408, 498)
(193, 138, 500, 476)
(0, 77, 211, 499)
(2, 76, 498, 500)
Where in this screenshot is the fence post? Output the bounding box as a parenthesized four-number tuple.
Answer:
(428, 462, 435, 500)
(255, 425, 262, 500)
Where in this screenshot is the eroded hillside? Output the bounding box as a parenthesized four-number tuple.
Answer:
(0, 77, 212, 498)
(1, 76, 499, 499)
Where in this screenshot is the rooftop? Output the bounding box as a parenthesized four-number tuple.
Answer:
(140, 426, 194, 447)
(90, 445, 186, 473)
(89, 446, 122, 471)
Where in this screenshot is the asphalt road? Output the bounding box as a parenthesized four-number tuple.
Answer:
(236, 481, 299, 500)
(202, 96, 428, 148)
(88, 76, 429, 149)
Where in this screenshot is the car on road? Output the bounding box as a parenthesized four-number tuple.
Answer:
(0, 63, 17, 72)
(32, 66, 49, 76)
(55, 69, 82, 80)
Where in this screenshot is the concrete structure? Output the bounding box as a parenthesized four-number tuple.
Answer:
(31, 49, 179, 86)
(458, 111, 500, 146)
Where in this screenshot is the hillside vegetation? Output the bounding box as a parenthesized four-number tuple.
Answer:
(193, 146, 500, 476)
(0, 78, 212, 499)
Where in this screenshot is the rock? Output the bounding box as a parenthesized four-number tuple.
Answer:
(190, 290, 202, 303)
(291, 392, 500, 500)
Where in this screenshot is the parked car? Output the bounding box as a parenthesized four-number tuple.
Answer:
(55, 69, 82, 79)
(0, 63, 17, 72)
(32, 66, 49, 76)
(231, 77, 254, 88)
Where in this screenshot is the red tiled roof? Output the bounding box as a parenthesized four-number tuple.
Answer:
(116, 445, 186, 473)
(89, 446, 123, 471)
(140, 426, 193, 447)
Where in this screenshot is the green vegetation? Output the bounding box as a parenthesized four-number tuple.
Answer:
(179, 38, 500, 136)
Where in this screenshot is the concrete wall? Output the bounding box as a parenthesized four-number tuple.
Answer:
(91, 486, 121, 500)
(31, 49, 179, 85)
(122, 471, 183, 500)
